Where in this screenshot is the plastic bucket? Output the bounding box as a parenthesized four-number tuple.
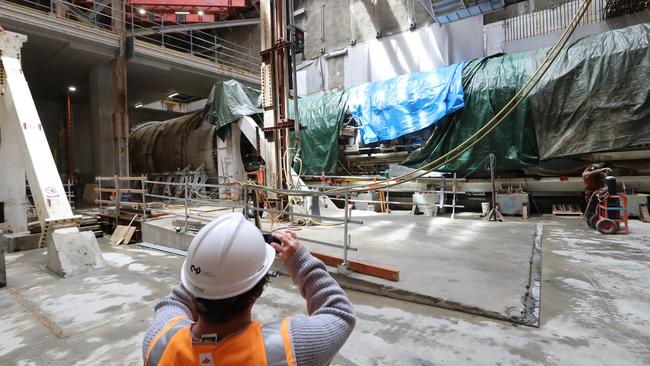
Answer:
(481, 202, 490, 216)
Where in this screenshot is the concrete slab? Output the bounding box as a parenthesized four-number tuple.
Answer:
(0, 217, 648, 365)
(293, 214, 540, 324)
(141, 217, 194, 251)
(143, 211, 540, 324)
(0, 232, 40, 253)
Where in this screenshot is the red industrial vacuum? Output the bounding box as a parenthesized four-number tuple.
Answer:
(589, 176, 629, 235)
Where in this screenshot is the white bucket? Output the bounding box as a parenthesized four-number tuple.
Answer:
(481, 202, 490, 216)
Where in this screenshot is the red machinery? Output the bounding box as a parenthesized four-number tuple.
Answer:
(73, 0, 249, 23)
(593, 193, 629, 234)
(128, 0, 247, 23)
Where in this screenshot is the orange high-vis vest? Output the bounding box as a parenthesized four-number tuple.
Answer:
(145, 316, 295, 366)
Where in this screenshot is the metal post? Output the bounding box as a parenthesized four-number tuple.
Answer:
(161, 15, 165, 47)
(451, 172, 457, 219)
(190, 29, 193, 55)
(289, 0, 300, 152)
(321, 171, 327, 208)
(242, 186, 249, 218)
(114, 175, 120, 228)
(130, 5, 135, 35)
(490, 154, 497, 221)
(342, 190, 350, 268)
(50, 0, 54, 14)
(141, 175, 147, 222)
(98, 178, 103, 210)
(214, 34, 218, 63)
(93, 0, 98, 28)
(248, 39, 253, 72)
(439, 175, 445, 211)
(184, 175, 189, 232)
(385, 189, 390, 214)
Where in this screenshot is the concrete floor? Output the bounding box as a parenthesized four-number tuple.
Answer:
(143, 210, 541, 324)
(0, 216, 649, 365)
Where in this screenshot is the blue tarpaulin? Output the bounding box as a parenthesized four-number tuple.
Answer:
(348, 62, 466, 144)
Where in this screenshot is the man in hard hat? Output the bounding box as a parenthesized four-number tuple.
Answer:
(142, 212, 355, 365)
(582, 162, 611, 227)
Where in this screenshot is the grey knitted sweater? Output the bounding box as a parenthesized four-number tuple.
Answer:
(142, 246, 356, 365)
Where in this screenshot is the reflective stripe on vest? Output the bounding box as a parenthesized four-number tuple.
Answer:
(261, 319, 289, 366)
(145, 316, 192, 366)
(145, 317, 294, 366)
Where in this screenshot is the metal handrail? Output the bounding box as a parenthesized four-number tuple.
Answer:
(135, 176, 362, 269)
(6, 0, 260, 75)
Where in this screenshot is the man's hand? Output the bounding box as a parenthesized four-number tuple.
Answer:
(270, 229, 301, 261)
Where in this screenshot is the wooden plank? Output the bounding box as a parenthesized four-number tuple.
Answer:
(79, 225, 101, 232)
(110, 225, 129, 244)
(310, 251, 400, 282)
(96, 176, 146, 181)
(95, 199, 141, 207)
(122, 227, 136, 245)
(94, 188, 145, 194)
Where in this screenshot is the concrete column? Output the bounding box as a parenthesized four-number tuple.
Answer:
(113, 54, 129, 178)
(113, 0, 130, 178)
(89, 64, 116, 177)
(0, 98, 28, 234)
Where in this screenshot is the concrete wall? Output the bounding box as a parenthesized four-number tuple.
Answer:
(34, 98, 95, 184)
(214, 24, 261, 74)
(292, 0, 484, 95)
(297, 0, 432, 59)
(129, 108, 181, 126)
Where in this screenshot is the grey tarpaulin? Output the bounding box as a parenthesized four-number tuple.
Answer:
(530, 22, 650, 159)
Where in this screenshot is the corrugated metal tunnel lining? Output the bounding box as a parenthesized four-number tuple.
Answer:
(129, 111, 217, 176)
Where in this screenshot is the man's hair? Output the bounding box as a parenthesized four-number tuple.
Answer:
(193, 275, 269, 324)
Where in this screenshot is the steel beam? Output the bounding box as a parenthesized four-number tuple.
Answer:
(129, 18, 260, 36)
(129, 0, 245, 6)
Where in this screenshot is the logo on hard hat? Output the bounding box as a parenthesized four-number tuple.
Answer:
(190, 264, 201, 275)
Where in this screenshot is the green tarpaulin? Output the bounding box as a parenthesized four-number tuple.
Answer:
(401, 53, 541, 175)
(290, 90, 350, 175)
(204, 80, 262, 130)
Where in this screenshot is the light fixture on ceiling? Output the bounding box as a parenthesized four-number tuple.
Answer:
(67, 85, 77, 92)
(138, 8, 146, 15)
(168, 92, 179, 99)
(175, 11, 190, 15)
(198, 10, 205, 16)
(134, 102, 144, 108)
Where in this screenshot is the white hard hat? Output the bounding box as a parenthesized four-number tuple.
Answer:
(181, 213, 275, 299)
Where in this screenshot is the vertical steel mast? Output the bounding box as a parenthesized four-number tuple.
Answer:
(259, 0, 300, 207)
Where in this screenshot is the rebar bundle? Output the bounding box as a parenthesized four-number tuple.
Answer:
(604, 0, 650, 19)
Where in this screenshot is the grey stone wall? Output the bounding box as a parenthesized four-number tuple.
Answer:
(485, 0, 574, 24)
(296, 0, 433, 58)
